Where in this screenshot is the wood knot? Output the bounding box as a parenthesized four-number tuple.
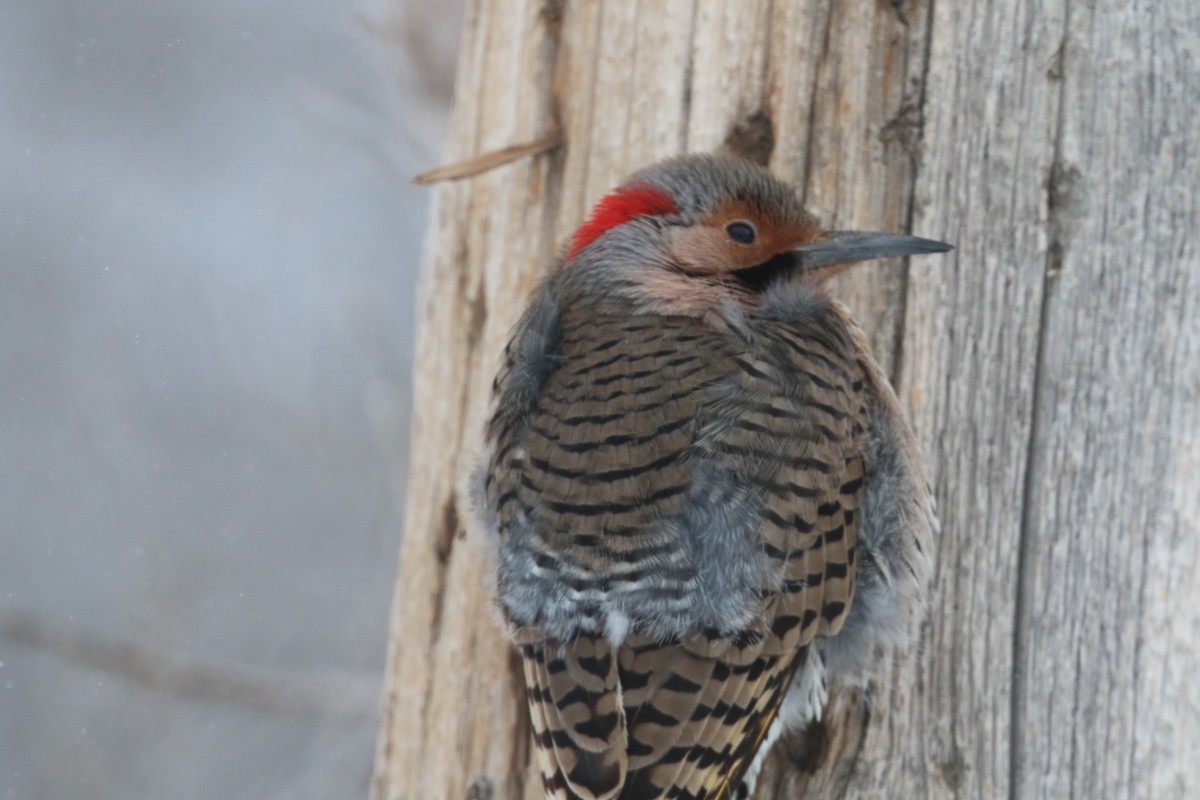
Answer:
(465, 775, 494, 800)
(928, 748, 968, 791)
(720, 112, 775, 166)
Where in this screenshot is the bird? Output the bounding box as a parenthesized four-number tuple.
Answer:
(473, 153, 947, 800)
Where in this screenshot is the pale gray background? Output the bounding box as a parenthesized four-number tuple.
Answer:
(0, 0, 462, 796)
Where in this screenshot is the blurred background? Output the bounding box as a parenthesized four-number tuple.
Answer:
(0, 0, 463, 796)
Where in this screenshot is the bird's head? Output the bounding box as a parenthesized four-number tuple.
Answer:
(564, 154, 951, 314)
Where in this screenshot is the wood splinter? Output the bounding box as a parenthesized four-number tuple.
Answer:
(412, 129, 564, 185)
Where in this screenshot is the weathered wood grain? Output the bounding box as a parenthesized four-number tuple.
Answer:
(370, 4, 561, 799)
(896, 2, 1069, 798)
(372, 1, 1199, 798)
(1011, 1, 1200, 797)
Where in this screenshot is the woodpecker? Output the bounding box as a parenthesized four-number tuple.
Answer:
(475, 154, 947, 800)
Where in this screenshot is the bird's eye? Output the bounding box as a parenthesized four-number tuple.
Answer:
(726, 221, 757, 245)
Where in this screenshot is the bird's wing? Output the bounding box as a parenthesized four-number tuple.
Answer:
(810, 304, 936, 682)
(749, 318, 867, 643)
(608, 319, 866, 799)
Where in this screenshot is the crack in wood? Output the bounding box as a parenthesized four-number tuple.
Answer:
(892, 0, 940, 390)
(508, 646, 532, 797)
(679, 0, 698, 152)
(428, 492, 461, 652)
(435, 493, 461, 567)
(886, 0, 911, 27)
(464, 281, 489, 364)
(538, 0, 564, 30)
(1011, 3, 1075, 798)
(798, 0, 835, 206)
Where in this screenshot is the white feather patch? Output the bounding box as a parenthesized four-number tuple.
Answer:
(781, 649, 828, 730)
(604, 610, 630, 647)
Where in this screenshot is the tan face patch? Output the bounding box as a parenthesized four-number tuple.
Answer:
(671, 199, 821, 274)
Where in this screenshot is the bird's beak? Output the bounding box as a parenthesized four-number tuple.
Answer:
(792, 231, 953, 271)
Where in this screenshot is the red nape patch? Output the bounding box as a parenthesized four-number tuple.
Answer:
(567, 183, 679, 260)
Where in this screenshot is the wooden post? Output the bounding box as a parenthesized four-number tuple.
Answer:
(371, 1, 1199, 798)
